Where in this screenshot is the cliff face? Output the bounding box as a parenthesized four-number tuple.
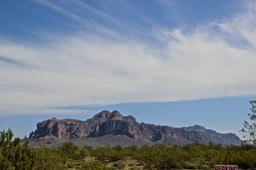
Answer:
(28, 110, 241, 146)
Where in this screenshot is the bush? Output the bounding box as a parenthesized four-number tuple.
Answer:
(80, 159, 106, 170)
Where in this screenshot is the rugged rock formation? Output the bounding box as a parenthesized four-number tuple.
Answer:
(28, 110, 241, 146)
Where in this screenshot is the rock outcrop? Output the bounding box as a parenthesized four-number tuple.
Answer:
(28, 110, 241, 146)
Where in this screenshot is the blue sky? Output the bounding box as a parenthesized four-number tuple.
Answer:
(0, 0, 256, 138)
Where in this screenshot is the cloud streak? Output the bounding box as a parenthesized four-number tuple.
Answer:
(0, 0, 255, 115)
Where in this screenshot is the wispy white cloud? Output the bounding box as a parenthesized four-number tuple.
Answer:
(35, 0, 82, 22)
(34, 0, 166, 44)
(0, 1, 256, 115)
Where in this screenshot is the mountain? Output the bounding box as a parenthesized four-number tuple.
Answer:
(26, 110, 241, 147)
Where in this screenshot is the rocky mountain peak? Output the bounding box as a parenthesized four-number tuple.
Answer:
(93, 110, 111, 119)
(92, 110, 123, 121)
(109, 110, 123, 120)
(185, 124, 207, 132)
(27, 110, 241, 147)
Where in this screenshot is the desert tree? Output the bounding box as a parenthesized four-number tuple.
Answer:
(241, 100, 256, 144)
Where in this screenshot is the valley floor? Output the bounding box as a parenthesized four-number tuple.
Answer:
(1, 129, 256, 169)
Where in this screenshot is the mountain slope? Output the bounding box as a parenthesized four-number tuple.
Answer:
(27, 110, 241, 147)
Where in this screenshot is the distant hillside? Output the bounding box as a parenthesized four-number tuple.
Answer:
(26, 110, 241, 147)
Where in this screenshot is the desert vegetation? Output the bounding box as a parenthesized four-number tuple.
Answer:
(0, 129, 256, 170)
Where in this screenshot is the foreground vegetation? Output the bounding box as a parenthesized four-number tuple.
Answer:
(1, 129, 256, 169)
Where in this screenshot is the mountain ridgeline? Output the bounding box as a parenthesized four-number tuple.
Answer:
(27, 110, 241, 147)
